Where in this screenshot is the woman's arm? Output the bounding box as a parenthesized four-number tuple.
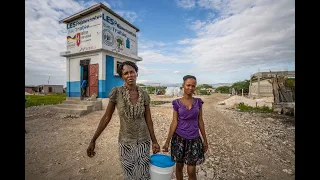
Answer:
(166, 110, 178, 144)
(145, 104, 158, 144)
(198, 107, 208, 152)
(145, 104, 160, 153)
(162, 110, 178, 152)
(90, 101, 116, 143)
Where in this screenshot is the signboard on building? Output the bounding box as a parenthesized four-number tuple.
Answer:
(101, 9, 138, 59)
(64, 6, 141, 60)
(66, 11, 102, 54)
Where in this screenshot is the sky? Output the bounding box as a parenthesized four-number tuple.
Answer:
(25, 0, 295, 86)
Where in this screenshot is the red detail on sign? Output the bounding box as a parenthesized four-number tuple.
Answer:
(76, 33, 81, 46)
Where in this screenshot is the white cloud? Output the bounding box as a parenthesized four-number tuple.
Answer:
(139, 39, 167, 49)
(177, 38, 194, 45)
(173, 0, 295, 74)
(107, 0, 123, 8)
(139, 50, 192, 64)
(207, 12, 216, 19)
(196, 0, 258, 15)
(176, 0, 196, 9)
(26, 0, 295, 86)
(115, 10, 138, 23)
(87, 1, 111, 8)
(188, 20, 207, 30)
(137, 79, 158, 84)
(25, 0, 137, 86)
(138, 0, 294, 84)
(136, 63, 172, 75)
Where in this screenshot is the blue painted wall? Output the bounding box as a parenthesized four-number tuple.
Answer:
(105, 55, 123, 97)
(67, 81, 81, 97)
(98, 80, 106, 98)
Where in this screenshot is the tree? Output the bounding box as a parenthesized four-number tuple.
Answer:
(196, 84, 213, 91)
(116, 38, 123, 45)
(215, 86, 230, 94)
(197, 84, 213, 89)
(231, 80, 250, 93)
(285, 78, 295, 88)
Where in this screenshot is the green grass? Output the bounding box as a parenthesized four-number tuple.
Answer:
(150, 101, 171, 105)
(25, 93, 66, 108)
(198, 90, 211, 95)
(237, 103, 273, 113)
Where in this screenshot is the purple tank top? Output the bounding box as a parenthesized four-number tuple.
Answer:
(172, 97, 204, 139)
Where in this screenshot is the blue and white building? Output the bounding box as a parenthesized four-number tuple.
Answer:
(59, 3, 142, 108)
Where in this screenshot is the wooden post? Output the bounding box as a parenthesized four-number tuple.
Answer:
(249, 77, 252, 98)
(257, 76, 260, 98)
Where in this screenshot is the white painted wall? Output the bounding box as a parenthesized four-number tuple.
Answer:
(101, 51, 107, 80)
(66, 57, 70, 84)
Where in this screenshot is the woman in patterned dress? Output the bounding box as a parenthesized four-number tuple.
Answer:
(162, 75, 208, 180)
(87, 61, 160, 179)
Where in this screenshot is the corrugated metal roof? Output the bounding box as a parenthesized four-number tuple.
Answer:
(59, 2, 139, 32)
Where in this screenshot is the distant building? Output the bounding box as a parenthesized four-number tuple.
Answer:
(39, 85, 64, 94)
(25, 85, 64, 94)
(249, 71, 295, 98)
(25, 85, 38, 94)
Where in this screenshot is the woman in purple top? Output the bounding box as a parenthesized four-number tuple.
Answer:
(163, 75, 208, 180)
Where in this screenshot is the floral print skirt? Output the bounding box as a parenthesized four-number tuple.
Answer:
(170, 133, 205, 166)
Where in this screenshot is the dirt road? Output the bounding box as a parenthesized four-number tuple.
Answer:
(25, 93, 295, 180)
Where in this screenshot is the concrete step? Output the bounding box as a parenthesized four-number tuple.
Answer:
(55, 99, 102, 117)
(53, 107, 91, 116)
(56, 103, 93, 110)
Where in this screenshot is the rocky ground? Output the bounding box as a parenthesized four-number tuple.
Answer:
(25, 93, 295, 180)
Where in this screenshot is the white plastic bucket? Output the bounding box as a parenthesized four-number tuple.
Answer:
(150, 154, 175, 180)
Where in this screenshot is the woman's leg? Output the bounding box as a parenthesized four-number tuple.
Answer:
(135, 141, 151, 179)
(187, 165, 197, 180)
(184, 136, 205, 180)
(176, 162, 184, 180)
(118, 143, 135, 179)
(171, 133, 187, 180)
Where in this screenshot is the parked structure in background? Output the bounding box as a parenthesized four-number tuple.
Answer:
(249, 71, 295, 116)
(25, 85, 38, 94)
(25, 85, 64, 94)
(249, 71, 295, 99)
(39, 85, 64, 94)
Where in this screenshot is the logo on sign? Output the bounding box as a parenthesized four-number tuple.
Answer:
(115, 36, 124, 51)
(102, 29, 115, 46)
(76, 33, 81, 46)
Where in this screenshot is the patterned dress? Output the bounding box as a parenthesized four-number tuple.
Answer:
(108, 86, 151, 180)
